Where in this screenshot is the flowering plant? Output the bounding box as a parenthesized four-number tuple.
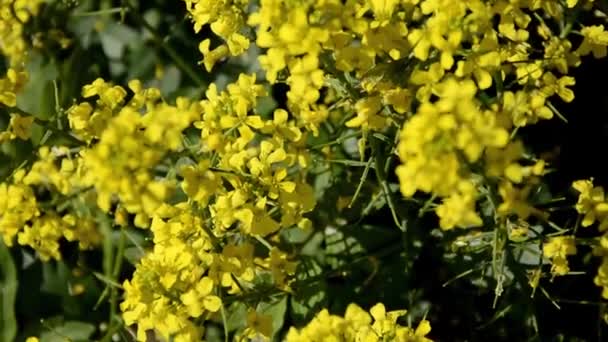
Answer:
(2, 0, 608, 340)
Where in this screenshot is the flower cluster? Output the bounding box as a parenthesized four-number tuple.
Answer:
(183, 0, 251, 71)
(121, 204, 220, 341)
(0, 112, 33, 142)
(4, 0, 608, 340)
(118, 73, 313, 338)
(543, 236, 577, 277)
(0, 147, 101, 261)
(241, 0, 591, 230)
(573, 179, 608, 297)
(285, 302, 431, 342)
(388, 0, 588, 230)
(0, 0, 42, 107)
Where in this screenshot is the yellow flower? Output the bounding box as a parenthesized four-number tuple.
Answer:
(497, 181, 535, 219)
(541, 73, 575, 103)
(259, 47, 287, 83)
(370, 302, 407, 336)
(67, 102, 93, 132)
(345, 303, 373, 326)
(287, 54, 325, 105)
(346, 96, 386, 131)
(435, 181, 483, 229)
(503, 90, 553, 127)
(0, 69, 28, 106)
(577, 25, 608, 58)
(408, 29, 432, 61)
(431, 30, 463, 70)
(543, 236, 577, 276)
(183, 0, 250, 68)
(267, 248, 297, 287)
(572, 179, 608, 229)
(8, 114, 34, 140)
(181, 161, 220, 205)
(82, 78, 127, 109)
(285, 302, 430, 341)
(245, 310, 273, 339)
(335, 45, 376, 73)
(0, 182, 39, 246)
(368, 0, 400, 26)
(199, 39, 229, 72)
(180, 277, 222, 317)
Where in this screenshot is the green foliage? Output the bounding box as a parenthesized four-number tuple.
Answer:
(0, 241, 18, 342)
(3, 0, 608, 341)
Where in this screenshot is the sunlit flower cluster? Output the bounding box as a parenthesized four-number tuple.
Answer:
(4, 0, 608, 340)
(286, 302, 431, 342)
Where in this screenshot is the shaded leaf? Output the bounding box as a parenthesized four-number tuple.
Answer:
(0, 241, 18, 342)
(257, 295, 287, 338)
(39, 321, 95, 342)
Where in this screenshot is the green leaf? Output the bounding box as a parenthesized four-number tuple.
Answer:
(159, 65, 182, 97)
(225, 302, 248, 332)
(290, 258, 327, 324)
(123, 246, 144, 265)
(99, 22, 139, 59)
(515, 242, 549, 266)
(326, 225, 399, 260)
(40, 321, 96, 342)
(325, 227, 365, 256)
(17, 53, 59, 119)
(0, 241, 18, 342)
(255, 94, 278, 118)
(281, 227, 312, 245)
(68, 16, 97, 48)
(257, 295, 287, 338)
(314, 169, 333, 199)
(299, 232, 324, 257)
(126, 44, 156, 80)
(41, 262, 71, 296)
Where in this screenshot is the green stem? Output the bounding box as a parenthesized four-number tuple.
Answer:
(72, 7, 129, 17)
(547, 101, 568, 123)
(312, 157, 376, 168)
(1, 105, 84, 146)
(96, 213, 116, 340)
(220, 295, 229, 342)
(371, 137, 403, 231)
(255, 235, 273, 250)
(99, 230, 126, 342)
(112, 230, 126, 279)
(348, 155, 374, 208)
(33, 117, 83, 145)
(309, 131, 362, 150)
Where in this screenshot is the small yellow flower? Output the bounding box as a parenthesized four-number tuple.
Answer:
(9, 114, 34, 140)
(199, 39, 229, 72)
(543, 236, 577, 276)
(245, 310, 273, 339)
(346, 96, 386, 131)
(368, 0, 400, 25)
(577, 25, 608, 58)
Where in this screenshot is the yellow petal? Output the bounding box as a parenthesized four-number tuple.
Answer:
(582, 211, 596, 227)
(369, 303, 386, 321)
(203, 296, 222, 312)
(505, 164, 524, 183)
(415, 320, 432, 336)
(246, 116, 265, 129)
(197, 277, 214, 295)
